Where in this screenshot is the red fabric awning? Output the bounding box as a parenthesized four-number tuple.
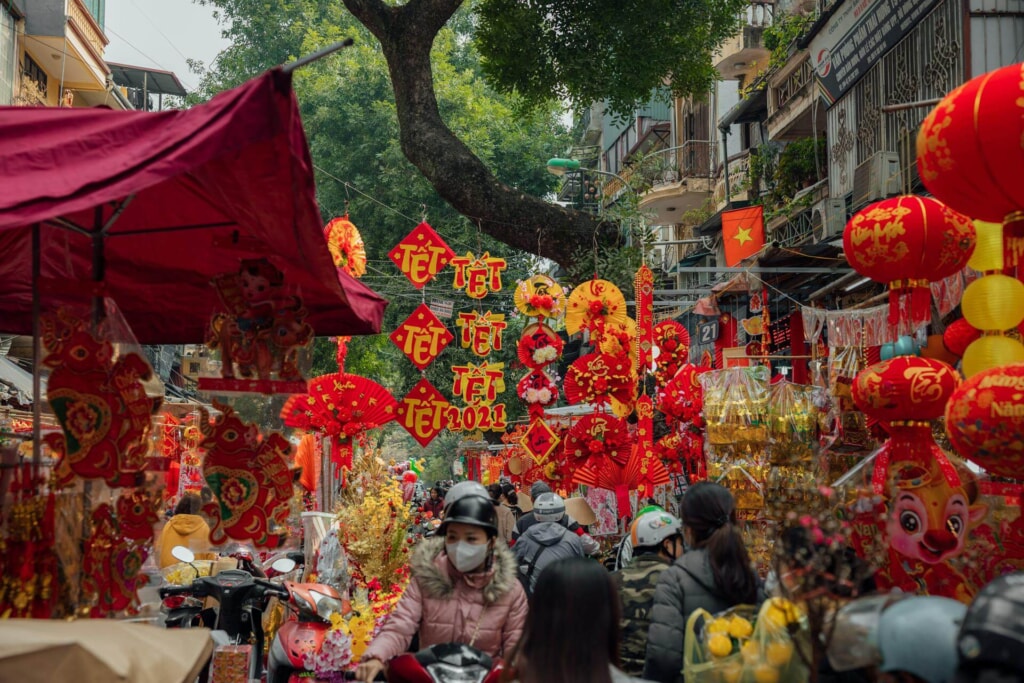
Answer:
(0, 68, 386, 344)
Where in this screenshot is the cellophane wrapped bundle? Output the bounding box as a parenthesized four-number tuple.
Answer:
(765, 382, 829, 519)
(683, 599, 808, 683)
(823, 347, 877, 457)
(210, 644, 252, 683)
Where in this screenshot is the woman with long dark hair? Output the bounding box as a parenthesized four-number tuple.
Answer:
(507, 558, 647, 683)
(644, 482, 761, 683)
(487, 483, 517, 545)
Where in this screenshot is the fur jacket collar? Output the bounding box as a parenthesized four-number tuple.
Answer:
(411, 536, 519, 605)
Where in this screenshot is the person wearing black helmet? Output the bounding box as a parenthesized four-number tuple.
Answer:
(355, 493, 528, 682)
(954, 572, 1024, 683)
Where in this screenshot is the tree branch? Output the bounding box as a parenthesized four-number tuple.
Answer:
(341, 0, 615, 267)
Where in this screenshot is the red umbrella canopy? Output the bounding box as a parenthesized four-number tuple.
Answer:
(0, 68, 386, 344)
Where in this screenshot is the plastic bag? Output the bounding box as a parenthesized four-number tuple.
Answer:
(701, 367, 770, 446)
(683, 598, 808, 683)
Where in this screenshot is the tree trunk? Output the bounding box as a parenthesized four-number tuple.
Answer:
(341, 0, 616, 267)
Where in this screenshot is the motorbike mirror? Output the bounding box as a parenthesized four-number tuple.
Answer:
(271, 557, 297, 574)
(171, 546, 196, 564)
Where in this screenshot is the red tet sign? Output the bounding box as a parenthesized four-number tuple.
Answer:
(455, 311, 507, 357)
(451, 251, 507, 299)
(449, 360, 508, 432)
(390, 303, 454, 370)
(521, 417, 560, 462)
(396, 378, 451, 447)
(389, 222, 456, 289)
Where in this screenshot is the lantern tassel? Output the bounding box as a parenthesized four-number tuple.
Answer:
(911, 285, 932, 326)
(887, 287, 901, 326)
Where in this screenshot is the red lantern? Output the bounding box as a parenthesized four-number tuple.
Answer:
(852, 357, 961, 424)
(946, 362, 1024, 478)
(844, 196, 975, 325)
(943, 318, 981, 358)
(917, 63, 1024, 269)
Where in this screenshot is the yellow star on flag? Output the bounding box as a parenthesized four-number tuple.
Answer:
(734, 226, 753, 245)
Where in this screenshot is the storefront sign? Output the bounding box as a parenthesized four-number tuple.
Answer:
(810, 0, 941, 104)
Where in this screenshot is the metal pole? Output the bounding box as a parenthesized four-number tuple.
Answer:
(720, 127, 732, 209)
(880, 98, 942, 113)
(31, 224, 41, 474)
(282, 39, 355, 74)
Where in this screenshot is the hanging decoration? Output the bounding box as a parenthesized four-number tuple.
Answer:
(201, 259, 314, 393)
(41, 309, 158, 487)
(395, 379, 451, 448)
(388, 221, 455, 289)
(0, 466, 58, 619)
(917, 62, 1024, 270)
(565, 279, 628, 336)
(82, 504, 150, 617)
(957, 220, 1024, 377)
(282, 373, 397, 469)
(514, 275, 566, 318)
(946, 362, 1024, 479)
(450, 252, 507, 299)
(448, 361, 508, 431)
(653, 321, 692, 386)
(851, 357, 962, 494)
(517, 323, 564, 369)
(599, 321, 639, 374)
(116, 488, 160, 541)
(635, 265, 656, 374)
(455, 311, 507, 358)
(324, 215, 368, 278)
(564, 352, 634, 417)
(632, 395, 671, 498)
(842, 195, 976, 325)
(517, 370, 558, 418)
(390, 304, 455, 370)
(563, 413, 631, 468)
(521, 418, 561, 463)
(199, 403, 294, 548)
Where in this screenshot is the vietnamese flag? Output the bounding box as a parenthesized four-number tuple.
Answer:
(722, 206, 765, 267)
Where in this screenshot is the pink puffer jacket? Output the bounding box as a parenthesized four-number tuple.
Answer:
(362, 537, 528, 664)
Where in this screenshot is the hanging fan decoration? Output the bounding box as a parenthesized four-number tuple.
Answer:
(517, 323, 564, 369)
(283, 373, 398, 469)
(599, 320, 639, 371)
(564, 352, 635, 417)
(653, 321, 692, 386)
(324, 215, 368, 278)
(565, 279, 628, 337)
(658, 364, 709, 426)
(655, 431, 706, 477)
(514, 275, 567, 319)
(632, 395, 672, 499)
(517, 370, 559, 418)
(200, 402, 293, 548)
(563, 413, 631, 468)
(82, 503, 150, 617)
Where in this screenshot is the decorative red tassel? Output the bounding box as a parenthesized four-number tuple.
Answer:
(911, 285, 932, 325)
(614, 484, 631, 519)
(887, 287, 901, 326)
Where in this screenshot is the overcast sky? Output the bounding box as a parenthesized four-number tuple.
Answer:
(102, 0, 229, 92)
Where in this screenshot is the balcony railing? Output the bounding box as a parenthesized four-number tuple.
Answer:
(628, 141, 717, 193)
(68, 0, 108, 58)
(772, 59, 813, 111)
(742, 1, 775, 29)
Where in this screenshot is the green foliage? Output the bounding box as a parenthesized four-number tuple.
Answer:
(749, 138, 825, 211)
(474, 0, 749, 117)
(762, 10, 813, 70)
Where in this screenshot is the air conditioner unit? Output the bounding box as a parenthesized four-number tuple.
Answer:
(651, 246, 667, 271)
(851, 151, 901, 208)
(696, 255, 713, 287)
(811, 198, 847, 243)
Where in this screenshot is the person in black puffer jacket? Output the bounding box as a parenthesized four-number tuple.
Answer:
(644, 482, 761, 683)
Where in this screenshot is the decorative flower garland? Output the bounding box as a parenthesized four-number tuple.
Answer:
(517, 370, 559, 417)
(653, 320, 691, 386)
(514, 275, 567, 319)
(517, 322, 564, 369)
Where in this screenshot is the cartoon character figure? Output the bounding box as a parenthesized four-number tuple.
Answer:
(886, 457, 987, 566)
(42, 310, 159, 486)
(207, 260, 313, 381)
(82, 504, 149, 616)
(199, 402, 293, 548)
(116, 487, 160, 541)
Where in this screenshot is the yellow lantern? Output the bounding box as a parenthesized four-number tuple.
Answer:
(968, 221, 1004, 272)
(961, 274, 1024, 331)
(961, 335, 1024, 378)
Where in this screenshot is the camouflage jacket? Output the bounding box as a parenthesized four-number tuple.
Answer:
(613, 554, 671, 677)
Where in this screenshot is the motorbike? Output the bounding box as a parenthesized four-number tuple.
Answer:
(266, 578, 349, 683)
(160, 546, 293, 681)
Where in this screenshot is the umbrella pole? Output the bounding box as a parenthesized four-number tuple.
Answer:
(282, 38, 354, 74)
(32, 224, 41, 476)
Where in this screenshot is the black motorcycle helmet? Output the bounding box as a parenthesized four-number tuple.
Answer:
(956, 572, 1024, 678)
(439, 494, 498, 538)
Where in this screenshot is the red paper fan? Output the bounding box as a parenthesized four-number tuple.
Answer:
(305, 373, 398, 437)
(517, 323, 564, 369)
(653, 320, 692, 386)
(564, 353, 634, 409)
(658, 364, 708, 425)
(625, 442, 671, 497)
(280, 394, 313, 429)
(563, 413, 631, 466)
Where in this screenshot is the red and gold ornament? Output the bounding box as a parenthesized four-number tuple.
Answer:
(945, 362, 1024, 478)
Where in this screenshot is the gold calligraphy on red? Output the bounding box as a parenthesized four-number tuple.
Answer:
(455, 311, 507, 357)
(450, 252, 507, 299)
(389, 304, 454, 370)
(396, 379, 451, 447)
(388, 222, 456, 289)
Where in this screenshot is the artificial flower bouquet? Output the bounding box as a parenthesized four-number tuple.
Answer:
(684, 598, 808, 683)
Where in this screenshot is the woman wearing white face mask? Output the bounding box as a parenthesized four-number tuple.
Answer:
(356, 494, 528, 682)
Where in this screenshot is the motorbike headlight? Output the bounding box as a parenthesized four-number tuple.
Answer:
(315, 595, 344, 620)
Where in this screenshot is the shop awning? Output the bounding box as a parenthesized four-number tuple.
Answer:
(0, 68, 386, 344)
